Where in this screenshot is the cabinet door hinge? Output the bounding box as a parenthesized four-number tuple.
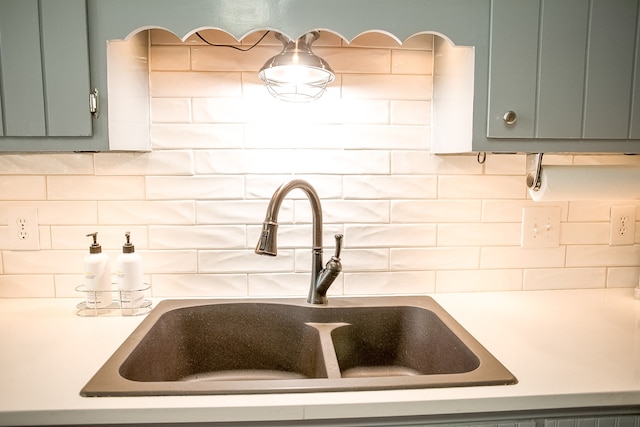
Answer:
(89, 89, 99, 118)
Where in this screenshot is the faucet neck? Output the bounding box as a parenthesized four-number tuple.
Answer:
(263, 179, 323, 251)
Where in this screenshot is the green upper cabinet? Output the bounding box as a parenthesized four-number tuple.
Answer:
(0, 0, 149, 152)
(2, 0, 637, 153)
(482, 0, 640, 153)
(0, 0, 93, 139)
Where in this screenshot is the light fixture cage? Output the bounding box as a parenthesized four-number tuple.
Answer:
(259, 32, 335, 102)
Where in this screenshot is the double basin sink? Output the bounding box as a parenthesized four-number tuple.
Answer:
(81, 296, 516, 396)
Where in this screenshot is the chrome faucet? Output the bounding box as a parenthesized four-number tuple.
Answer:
(255, 179, 343, 305)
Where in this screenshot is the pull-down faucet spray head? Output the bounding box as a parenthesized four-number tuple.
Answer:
(255, 221, 278, 256)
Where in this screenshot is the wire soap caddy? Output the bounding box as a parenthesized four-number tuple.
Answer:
(75, 283, 152, 317)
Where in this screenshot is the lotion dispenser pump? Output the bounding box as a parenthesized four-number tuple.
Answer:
(83, 232, 112, 308)
(116, 231, 144, 308)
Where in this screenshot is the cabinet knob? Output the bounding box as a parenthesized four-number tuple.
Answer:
(503, 111, 517, 125)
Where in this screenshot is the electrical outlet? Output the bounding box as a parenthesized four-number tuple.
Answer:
(609, 206, 636, 246)
(7, 207, 40, 250)
(521, 206, 561, 248)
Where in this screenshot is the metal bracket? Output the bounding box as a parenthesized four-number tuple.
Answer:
(89, 88, 99, 119)
(526, 153, 544, 191)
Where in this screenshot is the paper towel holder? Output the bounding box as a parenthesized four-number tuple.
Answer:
(526, 153, 544, 192)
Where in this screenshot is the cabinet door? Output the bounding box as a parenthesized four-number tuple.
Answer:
(487, 0, 539, 138)
(0, 0, 92, 137)
(583, 0, 638, 139)
(487, 0, 640, 143)
(536, 0, 589, 138)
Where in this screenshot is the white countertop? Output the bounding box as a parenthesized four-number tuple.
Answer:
(1, 289, 639, 426)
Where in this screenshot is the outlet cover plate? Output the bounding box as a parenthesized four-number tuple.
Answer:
(521, 206, 561, 248)
(610, 205, 636, 246)
(7, 207, 40, 250)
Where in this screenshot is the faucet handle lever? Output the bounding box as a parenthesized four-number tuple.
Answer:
(333, 234, 343, 259)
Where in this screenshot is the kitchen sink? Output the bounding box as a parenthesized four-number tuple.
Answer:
(81, 297, 516, 396)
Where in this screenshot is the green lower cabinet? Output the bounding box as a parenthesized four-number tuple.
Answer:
(302, 414, 640, 426)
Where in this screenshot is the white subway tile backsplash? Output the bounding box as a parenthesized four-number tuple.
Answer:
(523, 268, 606, 290)
(437, 223, 521, 247)
(567, 201, 616, 222)
(300, 200, 390, 224)
(199, 249, 294, 273)
(98, 201, 195, 225)
(245, 175, 343, 199)
(338, 125, 430, 150)
(151, 274, 248, 297)
(561, 222, 610, 245)
(0, 275, 55, 298)
(150, 124, 244, 149)
(197, 200, 284, 225)
(47, 176, 145, 200)
(391, 151, 482, 175)
(151, 98, 191, 123)
(438, 175, 524, 199)
(319, 47, 391, 74)
(342, 74, 432, 100)
(391, 200, 482, 223)
(3, 250, 83, 274)
(191, 45, 278, 72)
(150, 71, 242, 97)
(566, 245, 640, 267)
(606, 267, 640, 288)
(247, 272, 329, 297)
(0, 201, 98, 225)
(150, 46, 191, 71)
(344, 271, 436, 295)
(1, 29, 638, 299)
(344, 224, 436, 248)
(436, 269, 523, 292)
(0, 153, 93, 175)
(481, 247, 566, 269)
(344, 175, 437, 199)
(142, 250, 198, 273)
(94, 151, 194, 176)
(390, 101, 431, 125)
(145, 176, 244, 200)
(390, 247, 480, 270)
(0, 176, 46, 200)
(195, 150, 390, 175)
(149, 225, 245, 249)
(391, 49, 433, 75)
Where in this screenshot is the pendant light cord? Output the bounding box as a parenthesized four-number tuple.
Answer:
(195, 31, 270, 51)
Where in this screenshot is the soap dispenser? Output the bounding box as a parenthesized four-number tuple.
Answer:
(83, 232, 112, 308)
(116, 231, 144, 308)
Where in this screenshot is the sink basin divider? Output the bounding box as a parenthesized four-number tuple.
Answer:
(305, 322, 350, 379)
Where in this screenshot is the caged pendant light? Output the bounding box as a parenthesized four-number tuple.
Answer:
(258, 31, 335, 102)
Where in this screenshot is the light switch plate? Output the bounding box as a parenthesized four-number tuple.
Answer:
(521, 206, 561, 248)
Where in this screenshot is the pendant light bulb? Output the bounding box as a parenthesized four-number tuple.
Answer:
(259, 32, 335, 102)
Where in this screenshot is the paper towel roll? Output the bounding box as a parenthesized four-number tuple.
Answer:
(529, 165, 640, 201)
